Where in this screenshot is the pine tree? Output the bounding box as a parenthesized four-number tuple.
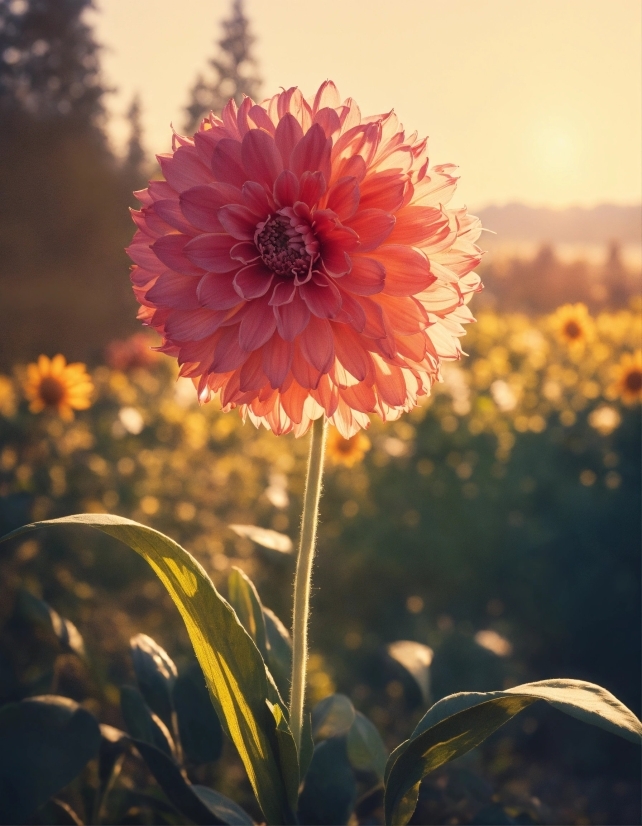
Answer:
(183, 0, 261, 132)
(0, 0, 105, 128)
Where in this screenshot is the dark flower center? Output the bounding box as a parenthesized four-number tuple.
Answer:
(564, 320, 582, 339)
(256, 214, 312, 278)
(624, 369, 642, 392)
(39, 376, 66, 406)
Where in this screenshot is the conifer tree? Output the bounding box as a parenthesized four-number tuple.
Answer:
(123, 93, 146, 186)
(0, 0, 105, 128)
(184, 0, 261, 132)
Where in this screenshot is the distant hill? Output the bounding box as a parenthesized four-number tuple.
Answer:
(476, 203, 641, 245)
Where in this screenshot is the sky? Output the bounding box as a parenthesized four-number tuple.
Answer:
(92, 0, 642, 210)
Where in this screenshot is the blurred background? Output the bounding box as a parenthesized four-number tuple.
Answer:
(0, 1, 640, 824)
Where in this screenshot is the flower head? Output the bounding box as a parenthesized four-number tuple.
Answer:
(106, 333, 159, 372)
(609, 350, 642, 405)
(326, 428, 371, 467)
(551, 303, 594, 348)
(128, 82, 483, 436)
(24, 355, 93, 420)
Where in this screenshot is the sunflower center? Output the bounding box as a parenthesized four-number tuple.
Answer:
(39, 376, 66, 406)
(624, 369, 642, 392)
(564, 320, 582, 339)
(255, 214, 312, 278)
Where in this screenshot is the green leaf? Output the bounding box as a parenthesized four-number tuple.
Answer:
(387, 641, 433, 705)
(1, 515, 293, 825)
(347, 711, 388, 779)
(297, 738, 357, 826)
(132, 739, 230, 825)
(312, 693, 355, 740)
(121, 685, 176, 759)
(228, 567, 269, 662)
(263, 607, 292, 699)
(192, 786, 254, 825)
(173, 664, 224, 764)
(16, 588, 85, 658)
(267, 701, 300, 814)
(0, 695, 101, 824)
(384, 678, 642, 825)
(229, 524, 293, 554)
(130, 633, 178, 727)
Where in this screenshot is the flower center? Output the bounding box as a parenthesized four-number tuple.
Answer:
(624, 369, 642, 392)
(255, 214, 313, 278)
(39, 376, 66, 406)
(564, 320, 582, 340)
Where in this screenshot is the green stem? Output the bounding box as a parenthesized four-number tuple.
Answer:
(289, 416, 327, 754)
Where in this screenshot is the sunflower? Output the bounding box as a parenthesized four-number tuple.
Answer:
(609, 350, 642, 405)
(24, 355, 93, 420)
(326, 428, 371, 467)
(551, 304, 595, 348)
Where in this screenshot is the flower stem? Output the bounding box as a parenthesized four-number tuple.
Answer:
(289, 416, 327, 754)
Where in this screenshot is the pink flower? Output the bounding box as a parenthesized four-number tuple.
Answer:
(128, 82, 483, 437)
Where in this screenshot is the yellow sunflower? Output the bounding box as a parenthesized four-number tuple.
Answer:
(551, 303, 595, 348)
(609, 350, 642, 406)
(23, 355, 93, 421)
(326, 428, 371, 467)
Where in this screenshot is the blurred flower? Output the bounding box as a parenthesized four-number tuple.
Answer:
(550, 303, 594, 348)
(23, 355, 93, 421)
(128, 81, 482, 437)
(0, 375, 17, 417)
(105, 333, 158, 371)
(588, 405, 621, 435)
(326, 428, 371, 466)
(609, 350, 642, 405)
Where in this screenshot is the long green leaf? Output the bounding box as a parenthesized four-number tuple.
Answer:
(228, 567, 269, 662)
(384, 678, 642, 825)
(1, 515, 292, 825)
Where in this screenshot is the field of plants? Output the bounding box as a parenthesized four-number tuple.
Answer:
(1, 303, 640, 825)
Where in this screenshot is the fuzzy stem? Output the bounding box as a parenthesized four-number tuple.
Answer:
(289, 416, 327, 753)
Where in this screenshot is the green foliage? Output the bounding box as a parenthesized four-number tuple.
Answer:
(0, 695, 101, 823)
(130, 632, 178, 726)
(298, 737, 357, 826)
(3, 514, 295, 824)
(384, 679, 642, 825)
(173, 664, 224, 764)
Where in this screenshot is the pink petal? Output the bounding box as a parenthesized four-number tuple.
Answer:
(197, 272, 244, 310)
(339, 256, 385, 295)
(241, 181, 272, 217)
(333, 290, 366, 332)
(388, 205, 451, 247)
(148, 181, 176, 202)
(241, 128, 283, 189)
(274, 113, 304, 167)
(299, 274, 342, 318)
(165, 307, 226, 341)
(325, 177, 360, 221)
(374, 362, 407, 407)
(184, 233, 238, 273)
(146, 270, 200, 309)
(359, 170, 408, 212)
(300, 315, 334, 373)
(211, 138, 248, 187)
(158, 146, 214, 192)
(374, 245, 435, 296)
(248, 105, 276, 134)
(275, 292, 310, 340)
(230, 241, 260, 264)
(218, 204, 258, 240)
(152, 234, 204, 276)
(179, 183, 242, 232)
(299, 171, 327, 207)
(280, 380, 308, 424)
(269, 279, 297, 306)
(313, 107, 341, 138)
(375, 294, 428, 335)
(312, 80, 341, 113)
(239, 349, 267, 392)
(274, 170, 300, 207)
(152, 199, 197, 235)
(234, 262, 274, 299)
(290, 124, 332, 181)
(127, 237, 161, 271)
(339, 382, 376, 414)
(211, 325, 248, 372)
(332, 324, 371, 381)
(262, 333, 293, 388)
(359, 297, 390, 339)
(238, 297, 277, 351)
(346, 209, 395, 252)
(291, 347, 321, 389)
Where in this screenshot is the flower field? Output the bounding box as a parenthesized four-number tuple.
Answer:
(1, 304, 640, 824)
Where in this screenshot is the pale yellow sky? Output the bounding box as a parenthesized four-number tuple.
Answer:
(92, 0, 642, 209)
